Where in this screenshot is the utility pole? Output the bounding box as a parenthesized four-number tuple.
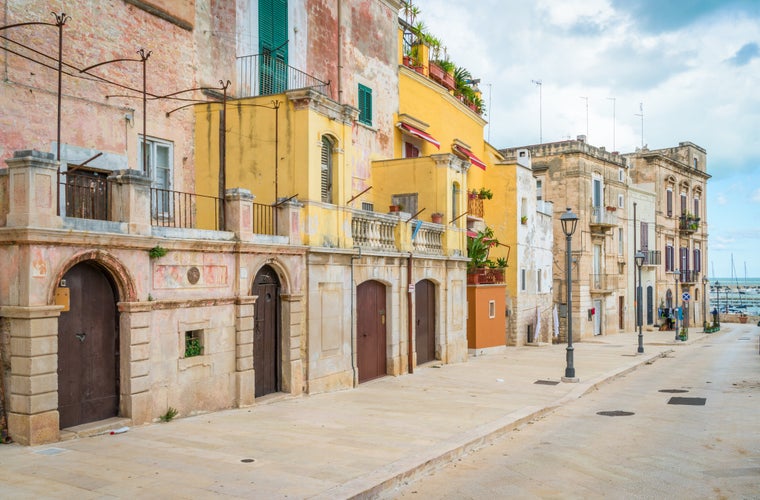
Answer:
(531, 79, 543, 143)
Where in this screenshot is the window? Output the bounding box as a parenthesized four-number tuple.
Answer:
(618, 193, 624, 208)
(666, 188, 673, 217)
(488, 300, 496, 319)
(680, 193, 687, 215)
(404, 142, 420, 158)
(537, 269, 542, 292)
(258, 0, 288, 95)
(452, 183, 460, 221)
(693, 248, 701, 272)
(391, 193, 418, 214)
(320, 136, 334, 203)
(520, 269, 526, 291)
(358, 84, 372, 126)
(618, 228, 624, 255)
(665, 244, 674, 272)
(139, 136, 173, 217)
(536, 180, 543, 201)
(618, 168, 624, 182)
(184, 330, 203, 358)
(693, 197, 700, 218)
(694, 158, 698, 169)
(680, 246, 689, 271)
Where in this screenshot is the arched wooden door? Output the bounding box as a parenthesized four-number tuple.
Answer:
(252, 265, 281, 397)
(57, 262, 119, 429)
(415, 279, 436, 365)
(357, 280, 387, 383)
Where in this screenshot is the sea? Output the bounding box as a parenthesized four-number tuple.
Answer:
(709, 277, 760, 316)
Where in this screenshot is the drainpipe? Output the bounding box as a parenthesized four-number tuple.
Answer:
(407, 252, 414, 374)
(337, 0, 342, 103)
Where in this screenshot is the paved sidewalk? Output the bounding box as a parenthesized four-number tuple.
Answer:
(0, 326, 723, 499)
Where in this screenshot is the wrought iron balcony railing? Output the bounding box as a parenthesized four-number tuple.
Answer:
(236, 54, 330, 98)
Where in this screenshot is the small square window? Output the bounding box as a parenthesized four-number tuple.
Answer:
(184, 330, 203, 358)
(489, 300, 496, 319)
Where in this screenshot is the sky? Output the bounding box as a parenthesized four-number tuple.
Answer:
(412, 0, 760, 279)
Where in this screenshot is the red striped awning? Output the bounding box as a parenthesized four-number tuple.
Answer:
(398, 123, 441, 149)
(454, 144, 487, 170)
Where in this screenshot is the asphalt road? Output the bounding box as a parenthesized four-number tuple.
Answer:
(385, 325, 760, 499)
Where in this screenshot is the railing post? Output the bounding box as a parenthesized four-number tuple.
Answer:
(225, 188, 254, 241)
(108, 169, 152, 235)
(4, 150, 63, 229)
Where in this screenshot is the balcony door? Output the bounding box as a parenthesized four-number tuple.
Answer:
(259, 0, 288, 94)
(593, 177, 602, 222)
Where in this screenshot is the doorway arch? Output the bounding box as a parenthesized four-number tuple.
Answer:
(57, 261, 119, 429)
(252, 265, 281, 397)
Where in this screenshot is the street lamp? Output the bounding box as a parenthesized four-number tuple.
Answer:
(673, 268, 680, 341)
(715, 281, 720, 320)
(635, 251, 645, 353)
(560, 207, 579, 382)
(702, 276, 708, 332)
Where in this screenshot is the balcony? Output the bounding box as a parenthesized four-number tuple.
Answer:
(678, 214, 700, 234)
(642, 250, 661, 267)
(590, 273, 618, 294)
(589, 206, 618, 231)
(236, 54, 330, 98)
(678, 270, 699, 284)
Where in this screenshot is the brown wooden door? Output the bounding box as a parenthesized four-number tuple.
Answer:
(57, 262, 119, 429)
(252, 266, 280, 397)
(619, 295, 625, 330)
(415, 280, 435, 365)
(357, 280, 386, 383)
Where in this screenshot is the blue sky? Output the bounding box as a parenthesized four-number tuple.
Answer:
(413, 0, 760, 278)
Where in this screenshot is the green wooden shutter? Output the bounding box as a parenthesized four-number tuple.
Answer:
(259, 0, 288, 94)
(358, 84, 372, 126)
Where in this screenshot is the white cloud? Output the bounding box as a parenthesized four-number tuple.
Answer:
(753, 188, 760, 203)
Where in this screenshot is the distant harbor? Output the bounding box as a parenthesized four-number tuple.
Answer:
(709, 277, 760, 316)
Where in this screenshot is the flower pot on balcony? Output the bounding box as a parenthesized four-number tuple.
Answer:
(431, 212, 443, 224)
(389, 204, 400, 213)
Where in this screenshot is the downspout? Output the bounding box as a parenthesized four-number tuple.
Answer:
(337, 0, 342, 103)
(407, 252, 414, 374)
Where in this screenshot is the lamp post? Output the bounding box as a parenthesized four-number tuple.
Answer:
(635, 251, 645, 353)
(715, 281, 720, 320)
(673, 268, 680, 341)
(702, 276, 708, 332)
(560, 208, 579, 382)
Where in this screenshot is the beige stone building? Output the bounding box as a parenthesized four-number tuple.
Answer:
(501, 139, 630, 340)
(626, 142, 710, 328)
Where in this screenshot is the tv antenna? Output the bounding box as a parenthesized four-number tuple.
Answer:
(634, 102, 644, 148)
(531, 79, 543, 143)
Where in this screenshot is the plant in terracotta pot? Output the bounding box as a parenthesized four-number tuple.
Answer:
(431, 212, 444, 224)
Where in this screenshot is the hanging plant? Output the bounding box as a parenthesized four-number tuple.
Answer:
(148, 246, 168, 259)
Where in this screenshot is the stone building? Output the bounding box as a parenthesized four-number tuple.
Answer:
(501, 138, 629, 340)
(625, 142, 710, 328)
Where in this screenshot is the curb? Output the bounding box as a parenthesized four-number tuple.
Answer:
(319, 349, 672, 499)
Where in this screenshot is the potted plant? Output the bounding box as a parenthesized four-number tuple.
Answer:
(496, 257, 508, 268)
(478, 187, 493, 200)
(389, 204, 401, 213)
(468, 189, 479, 200)
(431, 212, 444, 224)
(521, 215, 528, 225)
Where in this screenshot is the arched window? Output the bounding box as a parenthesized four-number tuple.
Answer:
(321, 136, 334, 203)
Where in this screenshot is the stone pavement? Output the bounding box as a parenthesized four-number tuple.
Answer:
(0, 326, 725, 499)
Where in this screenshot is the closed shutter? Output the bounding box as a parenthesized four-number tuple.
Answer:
(358, 84, 372, 125)
(666, 189, 673, 217)
(680, 247, 688, 271)
(640, 222, 648, 252)
(321, 137, 332, 203)
(259, 0, 288, 94)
